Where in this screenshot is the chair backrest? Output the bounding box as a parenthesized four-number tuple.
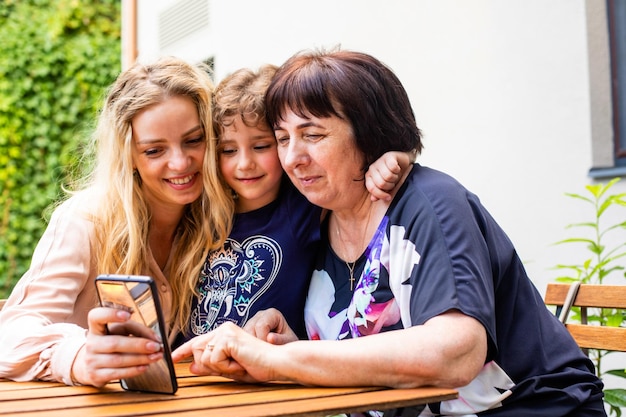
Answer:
(545, 283, 626, 352)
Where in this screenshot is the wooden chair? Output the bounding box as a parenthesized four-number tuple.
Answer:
(544, 282, 626, 352)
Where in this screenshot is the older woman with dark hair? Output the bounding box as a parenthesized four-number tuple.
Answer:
(173, 50, 605, 417)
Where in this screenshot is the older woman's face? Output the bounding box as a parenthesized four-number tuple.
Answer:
(274, 108, 365, 210)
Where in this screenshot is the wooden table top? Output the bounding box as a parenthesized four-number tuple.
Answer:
(0, 362, 457, 416)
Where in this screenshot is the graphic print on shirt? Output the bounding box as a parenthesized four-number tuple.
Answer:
(190, 235, 282, 335)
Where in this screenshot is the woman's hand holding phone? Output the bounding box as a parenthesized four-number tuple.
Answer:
(92, 274, 178, 393)
(70, 306, 164, 388)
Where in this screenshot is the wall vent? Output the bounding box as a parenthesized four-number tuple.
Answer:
(159, 0, 209, 49)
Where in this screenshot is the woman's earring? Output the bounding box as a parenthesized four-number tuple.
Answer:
(133, 169, 141, 184)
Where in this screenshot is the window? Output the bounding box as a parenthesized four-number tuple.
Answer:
(588, 0, 626, 178)
(608, 0, 626, 167)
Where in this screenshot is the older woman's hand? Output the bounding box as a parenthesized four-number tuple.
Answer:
(70, 307, 164, 387)
(172, 322, 278, 383)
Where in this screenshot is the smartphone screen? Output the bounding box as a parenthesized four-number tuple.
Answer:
(95, 274, 178, 394)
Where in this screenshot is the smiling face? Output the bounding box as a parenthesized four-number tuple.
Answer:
(274, 108, 365, 211)
(131, 95, 206, 216)
(218, 115, 283, 213)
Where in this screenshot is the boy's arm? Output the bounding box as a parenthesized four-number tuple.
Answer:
(365, 150, 416, 202)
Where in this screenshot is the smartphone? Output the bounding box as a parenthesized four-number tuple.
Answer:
(95, 274, 178, 394)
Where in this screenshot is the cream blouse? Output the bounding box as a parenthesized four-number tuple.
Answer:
(0, 195, 174, 385)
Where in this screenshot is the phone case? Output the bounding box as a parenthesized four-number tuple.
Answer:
(95, 274, 178, 394)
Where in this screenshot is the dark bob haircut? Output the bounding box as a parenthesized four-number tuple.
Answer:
(265, 49, 423, 169)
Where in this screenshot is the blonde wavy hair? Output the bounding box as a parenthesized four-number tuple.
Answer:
(76, 56, 233, 332)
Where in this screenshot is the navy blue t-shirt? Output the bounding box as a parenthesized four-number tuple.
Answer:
(306, 165, 604, 416)
(179, 178, 321, 342)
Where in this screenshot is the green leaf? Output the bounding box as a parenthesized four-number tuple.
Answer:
(605, 313, 625, 327)
(604, 388, 626, 408)
(606, 369, 626, 379)
(564, 192, 594, 204)
(555, 237, 596, 246)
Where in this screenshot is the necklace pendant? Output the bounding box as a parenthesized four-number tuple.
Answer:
(346, 261, 356, 291)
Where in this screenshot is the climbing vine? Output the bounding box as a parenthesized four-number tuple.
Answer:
(0, 0, 121, 297)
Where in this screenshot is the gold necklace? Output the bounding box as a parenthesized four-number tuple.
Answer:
(335, 207, 373, 291)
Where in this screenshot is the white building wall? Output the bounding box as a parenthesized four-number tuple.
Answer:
(135, 0, 626, 297)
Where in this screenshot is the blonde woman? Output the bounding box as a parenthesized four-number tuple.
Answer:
(0, 56, 233, 387)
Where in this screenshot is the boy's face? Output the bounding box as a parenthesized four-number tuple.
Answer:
(218, 115, 283, 213)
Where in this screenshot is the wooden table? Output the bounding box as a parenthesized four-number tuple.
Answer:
(0, 362, 457, 416)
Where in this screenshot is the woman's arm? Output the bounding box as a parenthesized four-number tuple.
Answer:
(0, 198, 163, 386)
(0, 199, 95, 384)
(279, 311, 486, 388)
(173, 310, 487, 389)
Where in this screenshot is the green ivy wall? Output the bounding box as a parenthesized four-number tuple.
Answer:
(0, 0, 121, 298)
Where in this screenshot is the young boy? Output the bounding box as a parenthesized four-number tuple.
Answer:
(177, 65, 413, 341)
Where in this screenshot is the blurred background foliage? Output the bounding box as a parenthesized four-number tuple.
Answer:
(0, 0, 121, 298)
